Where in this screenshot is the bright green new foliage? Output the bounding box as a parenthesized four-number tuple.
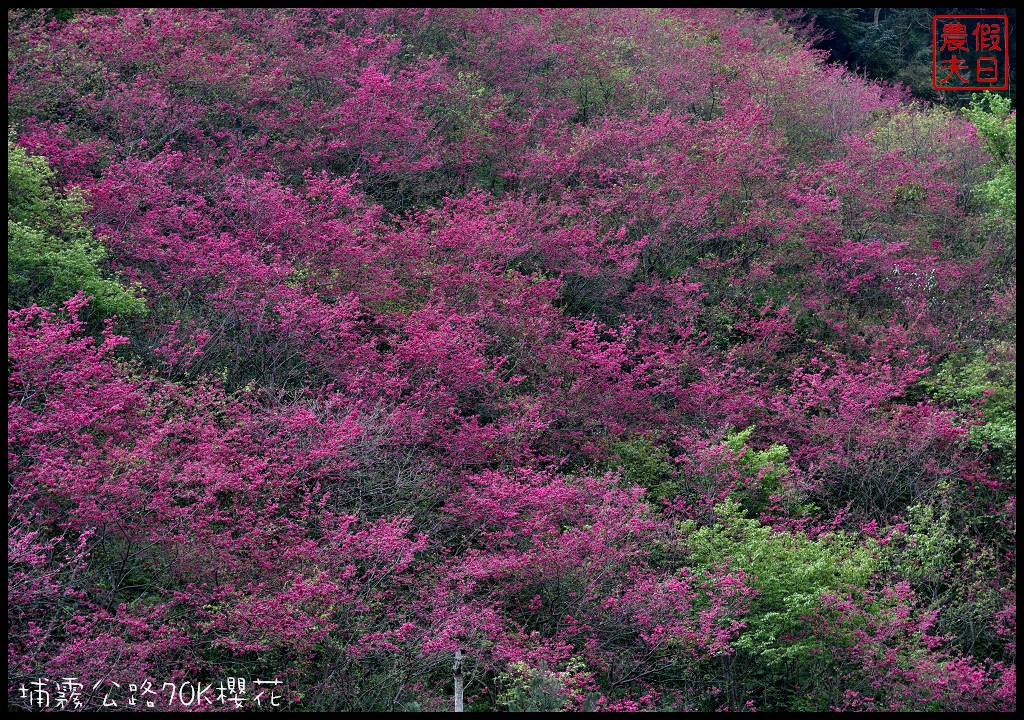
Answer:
(964, 94, 1016, 223)
(8, 137, 144, 318)
(686, 501, 878, 710)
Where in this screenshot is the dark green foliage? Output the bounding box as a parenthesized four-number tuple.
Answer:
(611, 437, 675, 502)
(789, 8, 1017, 105)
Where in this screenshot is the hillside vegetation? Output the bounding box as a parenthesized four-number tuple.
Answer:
(8, 8, 1015, 711)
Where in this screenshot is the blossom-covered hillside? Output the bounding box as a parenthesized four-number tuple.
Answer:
(8, 8, 1015, 712)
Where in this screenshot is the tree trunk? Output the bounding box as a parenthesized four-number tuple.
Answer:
(453, 650, 464, 712)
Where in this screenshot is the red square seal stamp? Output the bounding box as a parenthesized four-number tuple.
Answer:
(933, 14, 1009, 91)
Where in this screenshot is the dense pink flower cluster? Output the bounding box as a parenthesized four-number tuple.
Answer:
(8, 8, 1015, 711)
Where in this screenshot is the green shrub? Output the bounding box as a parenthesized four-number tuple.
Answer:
(964, 94, 1016, 223)
(8, 136, 144, 318)
(928, 345, 1016, 483)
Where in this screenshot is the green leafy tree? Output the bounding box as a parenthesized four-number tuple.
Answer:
(722, 426, 790, 516)
(686, 500, 877, 710)
(495, 658, 598, 712)
(964, 93, 1017, 224)
(610, 436, 675, 502)
(929, 344, 1016, 484)
(786, 9, 1016, 104)
(880, 502, 1009, 661)
(8, 136, 144, 318)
